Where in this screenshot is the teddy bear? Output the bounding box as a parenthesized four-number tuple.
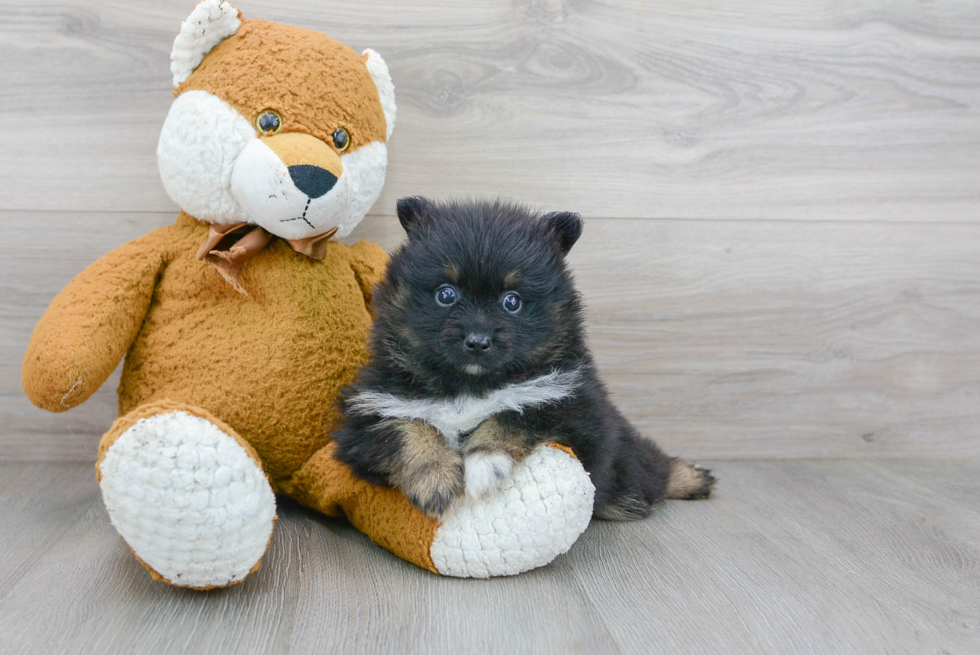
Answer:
(21, 0, 594, 588)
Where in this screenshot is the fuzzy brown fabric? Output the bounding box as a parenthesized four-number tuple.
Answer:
(25, 212, 386, 486)
(284, 441, 441, 574)
(21, 12, 461, 584)
(22, 211, 454, 577)
(178, 19, 388, 151)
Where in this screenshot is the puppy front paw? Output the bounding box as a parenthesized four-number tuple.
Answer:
(464, 452, 514, 500)
(398, 459, 465, 518)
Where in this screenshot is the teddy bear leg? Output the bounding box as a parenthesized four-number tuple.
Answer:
(96, 401, 277, 589)
(284, 441, 595, 578)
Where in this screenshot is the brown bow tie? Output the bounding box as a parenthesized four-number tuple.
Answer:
(197, 222, 338, 295)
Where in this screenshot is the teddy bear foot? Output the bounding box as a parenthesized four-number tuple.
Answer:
(98, 403, 277, 589)
(429, 444, 595, 578)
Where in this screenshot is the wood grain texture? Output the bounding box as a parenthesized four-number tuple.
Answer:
(4, 212, 978, 460)
(1, 0, 978, 220)
(1, 460, 978, 654)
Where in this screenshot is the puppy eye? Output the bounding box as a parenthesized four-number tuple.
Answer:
(332, 128, 350, 152)
(255, 110, 282, 135)
(502, 292, 522, 313)
(436, 285, 458, 306)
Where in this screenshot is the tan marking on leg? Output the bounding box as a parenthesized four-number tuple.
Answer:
(463, 417, 533, 462)
(666, 458, 716, 500)
(462, 417, 533, 499)
(389, 420, 464, 517)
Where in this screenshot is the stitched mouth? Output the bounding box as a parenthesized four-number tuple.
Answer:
(280, 198, 315, 229)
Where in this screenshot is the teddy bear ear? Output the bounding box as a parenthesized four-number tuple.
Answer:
(362, 49, 397, 140)
(170, 0, 244, 87)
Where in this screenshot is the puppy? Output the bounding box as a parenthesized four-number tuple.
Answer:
(332, 197, 715, 518)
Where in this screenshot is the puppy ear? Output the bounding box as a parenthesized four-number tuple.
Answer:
(542, 211, 583, 255)
(397, 196, 435, 238)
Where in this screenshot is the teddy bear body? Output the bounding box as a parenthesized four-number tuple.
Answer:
(21, 0, 596, 588)
(113, 215, 385, 486)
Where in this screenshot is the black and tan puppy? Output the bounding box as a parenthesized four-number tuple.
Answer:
(332, 197, 715, 518)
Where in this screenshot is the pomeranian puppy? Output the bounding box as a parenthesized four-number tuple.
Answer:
(332, 197, 715, 518)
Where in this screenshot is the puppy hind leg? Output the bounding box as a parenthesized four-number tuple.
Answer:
(594, 429, 714, 520)
(594, 490, 655, 521)
(593, 435, 666, 521)
(665, 459, 716, 500)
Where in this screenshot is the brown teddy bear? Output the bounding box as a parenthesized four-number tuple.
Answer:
(21, 0, 595, 588)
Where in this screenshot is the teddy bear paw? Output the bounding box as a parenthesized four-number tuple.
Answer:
(98, 410, 276, 588)
(429, 444, 595, 578)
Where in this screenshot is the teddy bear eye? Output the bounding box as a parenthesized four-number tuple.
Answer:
(256, 110, 282, 135)
(502, 292, 522, 313)
(436, 285, 457, 307)
(332, 128, 350, 152)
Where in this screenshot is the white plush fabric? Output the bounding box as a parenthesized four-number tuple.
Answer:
(362, 49, 396, 140)
(230, 139, 354, 240)
(430, 446, 595, 578)
(337, 140, 388, 238)
(346, 368, 584, 448)
(157, 90, 254, 225)
(158, 90, 388, 237)
(171, 0, 242, 87)
(99, 411, 277, 589)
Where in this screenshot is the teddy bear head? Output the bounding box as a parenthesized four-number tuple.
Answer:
(157, 0, 396, 240)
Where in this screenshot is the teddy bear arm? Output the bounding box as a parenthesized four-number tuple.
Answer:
(22, 236, 166, 412)
(347, 240, 390, 312)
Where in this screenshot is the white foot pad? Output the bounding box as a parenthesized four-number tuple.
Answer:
(431, 445, 594, 578)
(99, 411, 276, 588)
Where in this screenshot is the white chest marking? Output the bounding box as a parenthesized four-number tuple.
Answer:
(347, 368, 583, 448)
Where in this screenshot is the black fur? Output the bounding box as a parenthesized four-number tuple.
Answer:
(333, 197, 708, 519)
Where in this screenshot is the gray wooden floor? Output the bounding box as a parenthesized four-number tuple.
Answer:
(2, 459, 978, 655)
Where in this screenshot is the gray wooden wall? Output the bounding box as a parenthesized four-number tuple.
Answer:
(2, 0, 978, 461)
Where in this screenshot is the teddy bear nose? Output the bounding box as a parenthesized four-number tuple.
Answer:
(288, 165, 338, 199)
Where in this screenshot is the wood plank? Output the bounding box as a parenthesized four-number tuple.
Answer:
(4, 211, 979, 460)
(577, 218, 980, 459)
(571, 459, 980, 653)
(1, 460, 978, 654)
(1, 0, 978, 220)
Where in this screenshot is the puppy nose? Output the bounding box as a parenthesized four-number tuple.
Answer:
(288, 165, 338, 199)
(464, 333, 493, 354)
